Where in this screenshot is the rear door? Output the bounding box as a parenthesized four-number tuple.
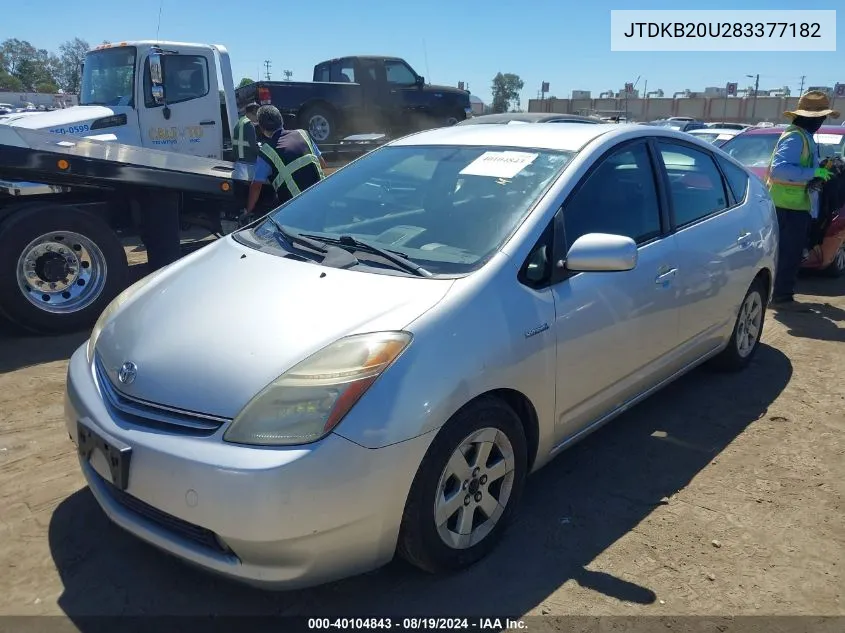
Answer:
(138, 48, 222, 159)
(653, 139, 759, 361)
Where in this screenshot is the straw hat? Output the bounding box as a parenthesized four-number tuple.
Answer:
(784, 90, 840, 119)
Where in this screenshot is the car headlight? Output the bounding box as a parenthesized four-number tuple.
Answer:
(223, 331, 412, 446)
(86, 269, 165, 363)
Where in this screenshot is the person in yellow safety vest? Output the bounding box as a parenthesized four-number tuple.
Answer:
(765, 90, 839, 309)
(232, 102, 259, 183)
(243, 105, 329, 220)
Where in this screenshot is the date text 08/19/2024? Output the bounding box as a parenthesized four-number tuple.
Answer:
(307, 618, 527, 630)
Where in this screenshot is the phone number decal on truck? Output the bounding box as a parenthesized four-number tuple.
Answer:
(49, 124, 91, 135)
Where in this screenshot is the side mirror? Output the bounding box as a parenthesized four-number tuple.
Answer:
(564, 233, 638, 272)
(416, 75, 425, 87)
(149, 53, 165, 105)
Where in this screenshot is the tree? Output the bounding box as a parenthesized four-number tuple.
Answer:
(490, 72, 524, 113)
(238, 77, 255, 88)
(56, 38, 90, 94)
(0, 71, 23, 91)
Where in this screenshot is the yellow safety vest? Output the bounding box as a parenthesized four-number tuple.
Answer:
(258, 129, 324, 198)
(765, 125, 813, 212)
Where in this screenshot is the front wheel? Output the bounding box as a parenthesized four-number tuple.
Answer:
(397, 397, 528, 573)
(0, 205, 129, 334)
(821, 245, 845, 278)
(707, 277, 767, 372)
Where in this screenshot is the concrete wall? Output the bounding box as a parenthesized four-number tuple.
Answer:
(0, 91, 78, 108)
(528, 95, 830, 124)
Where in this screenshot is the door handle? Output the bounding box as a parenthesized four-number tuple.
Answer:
(654, 267, 677, 286)
(737, 231, 753, 248)
(199, 120, 216, 126)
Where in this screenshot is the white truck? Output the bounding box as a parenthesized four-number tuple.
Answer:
(0, 40, 384, 335)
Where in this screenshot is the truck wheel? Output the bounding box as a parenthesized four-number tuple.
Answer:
(0, 205, 129, 335)
(301, 105, 336, 143)
(445, 110, 464, 126)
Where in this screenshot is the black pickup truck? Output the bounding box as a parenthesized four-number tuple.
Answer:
(235, 56, 472, 144)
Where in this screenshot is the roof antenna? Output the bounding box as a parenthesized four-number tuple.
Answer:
(422, 39, 430, 85)
(156, 0, 164, 42)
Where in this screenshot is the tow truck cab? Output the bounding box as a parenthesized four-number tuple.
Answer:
(0, 41, 239, 160)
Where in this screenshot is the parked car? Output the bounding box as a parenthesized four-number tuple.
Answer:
(687, 127, 742, 146)
(236, 56, 472, 143)
(67, 123, 776, 590)
(456, 112, 601, 126)
(706, 122, 751, 131)
(719, 125, 845, 276)
(647, 119, 708, 132)
(0, 103, 14, 115)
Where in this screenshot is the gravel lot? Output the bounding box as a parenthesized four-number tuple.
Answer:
(0, 248, 842, 625)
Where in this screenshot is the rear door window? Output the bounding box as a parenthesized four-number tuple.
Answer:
(657, 141, 730, 227)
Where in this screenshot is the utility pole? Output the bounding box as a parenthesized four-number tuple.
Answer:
(798, 75, 805, 94)
(263, 60, 272, 81)
(746, 73, 759, 122)
(283, 70, 292, 81)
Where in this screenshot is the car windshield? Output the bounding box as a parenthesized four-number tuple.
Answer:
(247, 145, 574, 275)
(721, 131, 845, 167)
(80, 47, 137, 107)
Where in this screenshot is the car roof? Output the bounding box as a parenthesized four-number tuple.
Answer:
(690, 128, 739, 134)
(389, 122, 697, 153)
(460, 112, 600, 124)
(743, 124, 844, 135)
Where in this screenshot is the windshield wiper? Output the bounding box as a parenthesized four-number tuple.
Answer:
(302, 233, 433, 277)
(262, 216, 328, 254)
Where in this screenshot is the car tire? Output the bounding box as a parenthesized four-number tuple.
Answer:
(300, 104, 336, 144)
(397, 396, 528, 574)
(0, 205, 129, 335)
(707, 277, 767, 373)
(821, 245, 845, 278)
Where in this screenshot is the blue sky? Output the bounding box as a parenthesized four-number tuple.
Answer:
(4, 0, 843, 105)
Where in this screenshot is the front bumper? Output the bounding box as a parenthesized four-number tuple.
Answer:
(64, 344, 434, 589)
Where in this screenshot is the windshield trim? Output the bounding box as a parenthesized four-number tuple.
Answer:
(233, 143, 575, 278)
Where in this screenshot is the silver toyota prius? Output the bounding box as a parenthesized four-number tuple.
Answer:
(65, 123, 778, 589)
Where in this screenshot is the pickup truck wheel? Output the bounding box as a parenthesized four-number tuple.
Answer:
(301, 105, 336, 143)
(0, 205, 129, 335)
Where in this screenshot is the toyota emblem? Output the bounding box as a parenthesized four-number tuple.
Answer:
(117, 361, 138, 385)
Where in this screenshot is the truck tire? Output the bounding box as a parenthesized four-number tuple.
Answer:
(300, 104, 337, 143)
(0, 205, 129, 335)
(821, 245, 845, 278)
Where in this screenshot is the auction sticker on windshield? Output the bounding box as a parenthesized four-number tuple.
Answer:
(460, 151, 539, 178)
(814, 134, 842, 145)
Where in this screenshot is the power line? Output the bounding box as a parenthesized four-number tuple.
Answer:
(263, 60, 272, 81)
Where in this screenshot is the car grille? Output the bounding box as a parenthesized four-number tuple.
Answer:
(99, 476, 233, 556)
(94, 356, 229, 435)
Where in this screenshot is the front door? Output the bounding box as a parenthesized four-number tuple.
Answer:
(381, 59, 424, 133)
(138, 49, 222, 159)
(551, 140, 681, 442)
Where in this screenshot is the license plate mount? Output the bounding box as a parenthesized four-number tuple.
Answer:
(77, 420, 132, 491)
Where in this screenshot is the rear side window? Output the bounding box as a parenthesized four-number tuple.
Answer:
(717, 157, 750, 203)
(657, 142, 729, 227)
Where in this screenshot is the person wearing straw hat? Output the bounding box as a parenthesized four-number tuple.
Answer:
(765, 90, 839, 308)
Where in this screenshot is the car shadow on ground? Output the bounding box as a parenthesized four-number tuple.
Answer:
(48, 344, 792, 621)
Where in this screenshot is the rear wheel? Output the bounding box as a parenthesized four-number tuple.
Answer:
(397, 397, 528, 573)
(0, 205, 129, 334)
(708, 277, 767, 372)
(300, 104, 336, 143)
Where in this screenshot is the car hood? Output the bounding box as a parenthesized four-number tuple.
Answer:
(0, 105, 118, 130)
(425, 85, 471, 102)
(94, 236, 454, 419)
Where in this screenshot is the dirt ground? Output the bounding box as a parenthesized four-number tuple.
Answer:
(0, 248, 843, 625)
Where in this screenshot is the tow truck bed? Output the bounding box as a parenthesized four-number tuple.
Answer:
(0, 127, 239, 198)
